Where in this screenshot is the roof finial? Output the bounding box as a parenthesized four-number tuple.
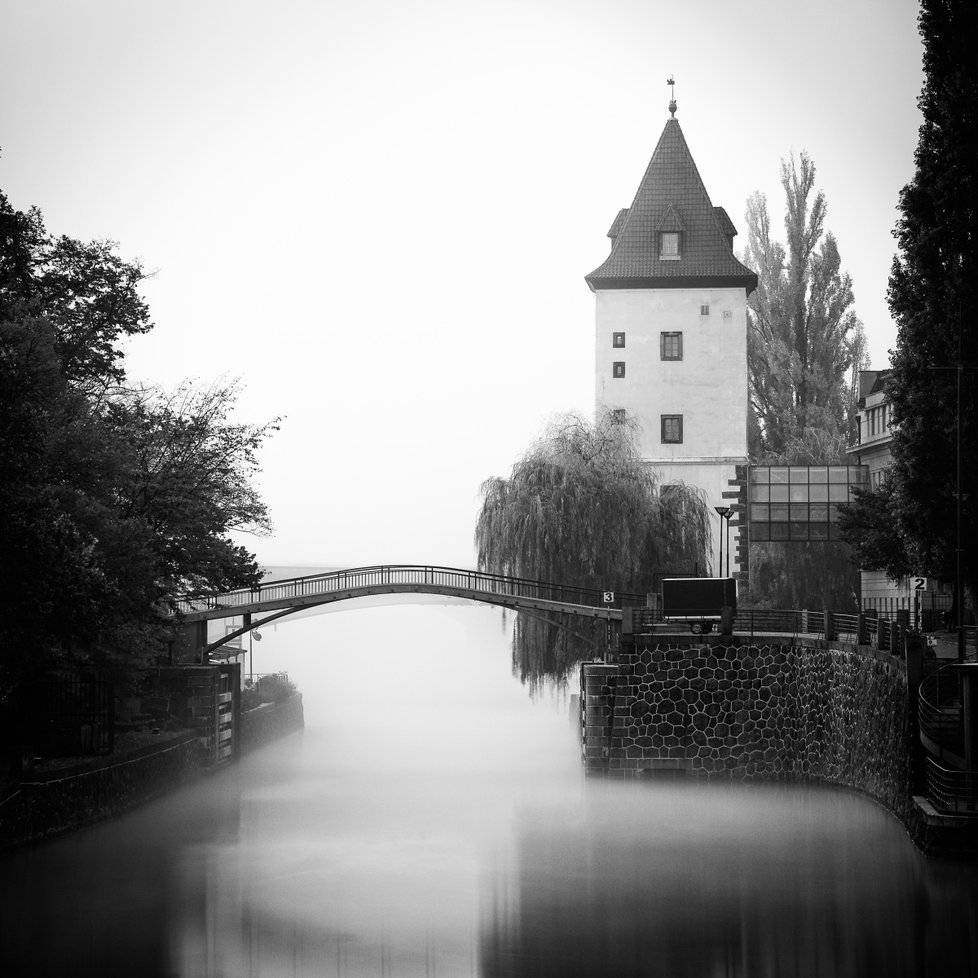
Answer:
(667, 76, 677, 118)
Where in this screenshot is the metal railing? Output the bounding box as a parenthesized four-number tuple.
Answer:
(175, 564, 647, 617)
(925, 757, 978, 814)
(626, 607, 864, 641)
(918, 650, 977, 748)
(918, 664, 964, 761)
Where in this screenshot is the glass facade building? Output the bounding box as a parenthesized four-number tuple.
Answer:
(748, 465, 868, 542)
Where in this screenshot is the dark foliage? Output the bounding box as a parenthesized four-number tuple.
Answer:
(0, 187, 277, 697)
(878, 0, 978, 606)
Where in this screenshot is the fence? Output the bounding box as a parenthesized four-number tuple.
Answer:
(925, 757, 978, 815)
(625, 606, 897, 647)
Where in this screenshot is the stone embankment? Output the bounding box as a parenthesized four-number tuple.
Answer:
(0, 691, 303, 849)
(582, 635, 976, 856)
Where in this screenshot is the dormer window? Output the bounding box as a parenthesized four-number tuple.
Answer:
(660, 232, 681, 259)
(655, 204, 685, 261)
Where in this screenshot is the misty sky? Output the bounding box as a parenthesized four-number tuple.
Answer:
(1, 0, 925, 571)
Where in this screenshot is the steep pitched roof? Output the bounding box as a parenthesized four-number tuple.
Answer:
(586, 118, 757, 293)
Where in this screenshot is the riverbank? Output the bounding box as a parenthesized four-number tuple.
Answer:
(0, 693, 304, 849)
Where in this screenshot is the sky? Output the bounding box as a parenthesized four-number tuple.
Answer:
(0, 0, 926, 572)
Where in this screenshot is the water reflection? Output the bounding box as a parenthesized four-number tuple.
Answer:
(480, 780, 978, 977)
(1, 605, 977, 977)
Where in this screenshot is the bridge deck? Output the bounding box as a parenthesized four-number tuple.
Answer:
(175, 564, 644, 624)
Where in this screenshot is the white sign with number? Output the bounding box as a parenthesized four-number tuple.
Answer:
(603, 591, 615, 603)
(911, 577, 929, 591)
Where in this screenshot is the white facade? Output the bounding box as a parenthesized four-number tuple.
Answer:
(594, 286, 747, 575)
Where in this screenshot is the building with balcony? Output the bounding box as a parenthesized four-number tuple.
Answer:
(847, 369, 951, 622)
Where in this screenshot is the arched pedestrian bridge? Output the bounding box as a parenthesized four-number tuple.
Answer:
(174, 564, 645, 653)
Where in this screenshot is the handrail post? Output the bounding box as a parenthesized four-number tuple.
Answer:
(891, 621, 903, 657)
(952, 663, 978, 810)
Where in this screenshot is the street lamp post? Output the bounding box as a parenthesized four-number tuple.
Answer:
(715, 506, 732, 578)
(723, 509, 733, 577)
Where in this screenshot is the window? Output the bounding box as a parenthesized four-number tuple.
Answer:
(700, 304, 710, 316)
(660, 331, 683, 360)
(610, 408, 627, 424)
(612, 332, 625, 348)
(661, 414, 683, 443)
(612, 361, 625, 379)
(659, 231, 680, 259)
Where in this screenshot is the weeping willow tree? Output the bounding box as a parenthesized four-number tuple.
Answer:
(475, 412, 711, 686)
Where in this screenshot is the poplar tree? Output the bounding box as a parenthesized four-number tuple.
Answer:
(743, 153, 867, 456)
(741, 155, 866, 610)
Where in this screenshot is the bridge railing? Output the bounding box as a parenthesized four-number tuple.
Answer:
(174, 564, 647, 616)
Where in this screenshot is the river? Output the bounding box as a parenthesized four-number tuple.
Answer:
(1, 602, 977, 977)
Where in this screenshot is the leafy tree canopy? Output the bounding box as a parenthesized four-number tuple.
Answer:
(741, 156, 866, 610)
(743, 153, 867, 459)
(876, 0, 978, 605)
(1, 192, 152, 389)
(0, 187, 278, 691)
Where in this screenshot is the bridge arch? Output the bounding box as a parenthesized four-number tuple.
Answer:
(172, 565, 644, 658)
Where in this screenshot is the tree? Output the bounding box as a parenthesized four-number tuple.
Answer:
(0, 316, 119, 665)
(0, 191, 152, 391)
(742, 155, 867, 609)
(744, 153, 867, 457)
(836, 479, 914, 585)
(475, 412, 711, 684)
(878, 0, 978, 612)
(0, 188, 277, 695)
(109, 379, 276, 605)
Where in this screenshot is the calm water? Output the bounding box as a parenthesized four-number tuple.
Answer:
(2, 602, 977, 977)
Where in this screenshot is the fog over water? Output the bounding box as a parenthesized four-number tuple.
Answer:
(2, 602, 978, 977)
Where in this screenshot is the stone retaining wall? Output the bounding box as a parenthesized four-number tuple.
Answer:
(0, 732, 202, 847)
(0, 693, 303, 849)
(583, 636, 923, 840)
(239, 694, 304, 753)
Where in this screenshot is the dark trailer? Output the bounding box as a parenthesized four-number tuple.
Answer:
(660, 577, 737, 634)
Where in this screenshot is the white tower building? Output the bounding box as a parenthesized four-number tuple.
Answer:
(585, 103, 757, 579)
